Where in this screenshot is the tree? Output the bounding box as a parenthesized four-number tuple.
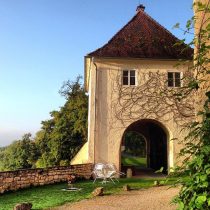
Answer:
(123, 132, 146, 157)
(0, 133, 39, 171)
(0, 76, 88, 171)
(35, 76, 88, 167)
(0, 147, 6, 171)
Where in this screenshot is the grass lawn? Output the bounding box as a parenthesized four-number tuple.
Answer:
(0, 177, 178, 210)
(121, 156, 147, 167)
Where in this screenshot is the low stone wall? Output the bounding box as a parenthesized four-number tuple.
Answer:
(0, 164, 93, 194)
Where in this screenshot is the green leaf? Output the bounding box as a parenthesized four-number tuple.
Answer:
(200, 181, 208, 188)
(208, 198, 210, 206)
(186, 20, 192, 29)
(173, 23, 180, 29)
(195, 195, 207, 208)
(178, 201, 184, 210)
(200, 174, 207, 182)
(206, 168, 210, 174)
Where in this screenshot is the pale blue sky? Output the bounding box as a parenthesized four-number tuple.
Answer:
(0, 0, 193, 146)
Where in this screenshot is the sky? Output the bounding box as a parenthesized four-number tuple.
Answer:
(0, 0, 193, 147)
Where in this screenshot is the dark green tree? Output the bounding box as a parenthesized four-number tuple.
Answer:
(124, 132, 146, 157)
(35, 76, 88, 167)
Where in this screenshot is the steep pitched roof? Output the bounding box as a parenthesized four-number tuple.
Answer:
(87, 7, 193, 60)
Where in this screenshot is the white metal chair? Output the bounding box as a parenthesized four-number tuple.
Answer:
(92, 163, 107, 183)
(92, 163, 125, 184)
(106, 163, 125, 182)
(105, 163, 118, 183)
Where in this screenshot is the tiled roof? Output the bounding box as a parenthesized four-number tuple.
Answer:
(87, 7, 193, 60)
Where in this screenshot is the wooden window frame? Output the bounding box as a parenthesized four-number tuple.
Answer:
(122, 70, 137, 86)
(167, 71, 182, 87)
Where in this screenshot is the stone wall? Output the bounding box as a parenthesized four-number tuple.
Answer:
(0, 164, 93, 194)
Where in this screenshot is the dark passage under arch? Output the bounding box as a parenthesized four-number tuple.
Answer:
(121, 119, 168, 174)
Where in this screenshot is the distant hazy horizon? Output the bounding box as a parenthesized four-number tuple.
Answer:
(0, 129, 38, 147)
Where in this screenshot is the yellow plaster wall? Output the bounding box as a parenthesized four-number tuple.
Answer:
(70, 142, 90, 165)
(86, 58, 193, 171)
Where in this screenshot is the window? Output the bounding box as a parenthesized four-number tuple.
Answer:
(123, 70, 136, 86)
(168, 72, 181, 87)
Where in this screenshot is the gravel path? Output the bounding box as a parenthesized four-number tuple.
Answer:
(51, 186, 179, 210)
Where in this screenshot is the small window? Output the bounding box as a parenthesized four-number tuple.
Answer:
(167, 72, 181, 87)
(123, 70, 136, 86)
(123, 71, 129, 85)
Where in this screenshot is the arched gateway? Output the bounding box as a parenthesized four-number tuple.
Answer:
(120, 119, 168, 174)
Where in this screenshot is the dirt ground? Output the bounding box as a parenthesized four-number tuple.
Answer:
(51, 186, 179, 210)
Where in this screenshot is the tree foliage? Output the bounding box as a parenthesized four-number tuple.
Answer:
(35, 76, 88, 168)
(0, 134, 39, 171)
(123, 131, 146, 157)
(0, 76, 88, 170)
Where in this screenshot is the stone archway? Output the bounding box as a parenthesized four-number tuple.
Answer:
(120, 119, 169, 174)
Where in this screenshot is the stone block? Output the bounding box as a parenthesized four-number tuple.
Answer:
(123, 184, 131, 191)
(5, 177, 14, 183)
(13, 202, 32, 210)
(92, 187, 104, 196)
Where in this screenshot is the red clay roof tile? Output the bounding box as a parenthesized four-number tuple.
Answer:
(87, 8, 193, 60)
